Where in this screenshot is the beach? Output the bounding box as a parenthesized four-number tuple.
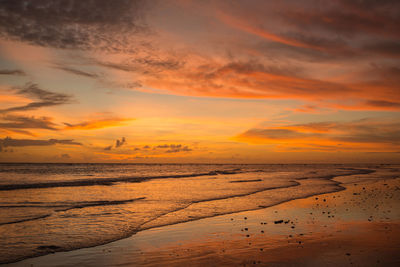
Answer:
(1, 1, 399, 265)
(6, 167, 400, 267)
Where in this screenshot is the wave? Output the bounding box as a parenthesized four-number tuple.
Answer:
(55, 197, 146, 211)
(0, 214, 51, 226)
(295, 168, 375, 180)
(0, 197, 146, 225)
(136, 169, 377, 231)
(230, 179, 263, 183)
(0, 169, 243, 191)
(1, 167, 387, 264)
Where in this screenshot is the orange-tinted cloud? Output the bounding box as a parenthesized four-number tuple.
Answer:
(236, 119, 400, 152)
(0, 83, 73, 114)
(216, 11, 320, 50)
(139, 60, 399, 112)
(64, 118, 134, 130)
(0, 115, 57, 136)
(0, 1, 399, 162)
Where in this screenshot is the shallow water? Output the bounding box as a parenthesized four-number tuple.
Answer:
(0, 163, 398, 263)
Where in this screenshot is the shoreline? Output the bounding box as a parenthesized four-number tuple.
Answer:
(5, 174, 400, 266)
(2, 168, 372, 264)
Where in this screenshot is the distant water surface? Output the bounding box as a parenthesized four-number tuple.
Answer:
(0, 163, 398, 263)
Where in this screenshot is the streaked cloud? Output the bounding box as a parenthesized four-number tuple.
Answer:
(155, 144, 192, 153)
(0, 115, 57, 136)
(237, 119, 400, 151)
(64, 118, 134, 130)
(54, 65, 99, 78)
(0, 137, 82, 150)
(0, 83, 73, 113)
(0, 1, 399, 162)
(0, 69, 25, 75)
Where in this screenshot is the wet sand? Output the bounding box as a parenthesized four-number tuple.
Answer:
(7, 177, 400, 267)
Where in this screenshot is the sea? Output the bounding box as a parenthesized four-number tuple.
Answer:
(0, 163, 399, 264)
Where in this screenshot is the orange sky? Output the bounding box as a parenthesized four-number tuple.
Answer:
(0, 0, 399, 163)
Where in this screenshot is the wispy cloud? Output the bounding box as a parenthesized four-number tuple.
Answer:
(64, 118, 134, 130)
(0, 115, 58, 135)
(236, 118, 400, 151)
(0, 69, 25, 75)
(54, 65, 99, 78)
(0, 83, 73, 113)
(155, 144, 192, 153)
(0, 137, 82, 150)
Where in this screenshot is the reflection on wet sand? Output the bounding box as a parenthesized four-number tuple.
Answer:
(13, 177, 400, 267)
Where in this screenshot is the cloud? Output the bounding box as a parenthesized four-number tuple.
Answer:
(0, 0, 149, 52)
(96, 56, 184, 75)
(362, 41, 400, 58)
(54, 65, 99, 78)
(155, 144, 170, 148)
(61, 153, 70, 159)
(1, 0, 399, 114)
(0, 115, 58, 135)
(0, 83, 73, 113)
(364, 100, 400, 109)
(217, 10, 324, 50)
(240, 128, 316, 140)
(154, 144, 192, 153)
(143, 59, 355, 100)
(209, 0, 400, 69)
(236, 118, 400, 151)
(103, 137, 126, 151)
(281, 5, 399, 40)
(0, 137, 82, 150)
(0, 69, 25, 75)
(64, 118, 133, 130)
(115, 137, 126, 148)
(166, 146, 192, 153)
(0, 115, 57, 130)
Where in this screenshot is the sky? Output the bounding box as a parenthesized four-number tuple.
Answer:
(0, 0, 399, 163)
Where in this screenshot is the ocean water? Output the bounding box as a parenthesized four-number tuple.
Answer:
(0, 163, 399, 264)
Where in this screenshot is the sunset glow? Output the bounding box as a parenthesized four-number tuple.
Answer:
(0, 0, 399, 163)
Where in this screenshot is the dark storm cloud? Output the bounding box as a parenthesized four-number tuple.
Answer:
(0, 137, 82, 148)
(0, 69, 25, 75)
(0, 83, 73, 113)
(0, 0, 148, 52)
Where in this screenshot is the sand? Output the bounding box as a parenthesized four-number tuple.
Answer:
(6, 177, 400, 267)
